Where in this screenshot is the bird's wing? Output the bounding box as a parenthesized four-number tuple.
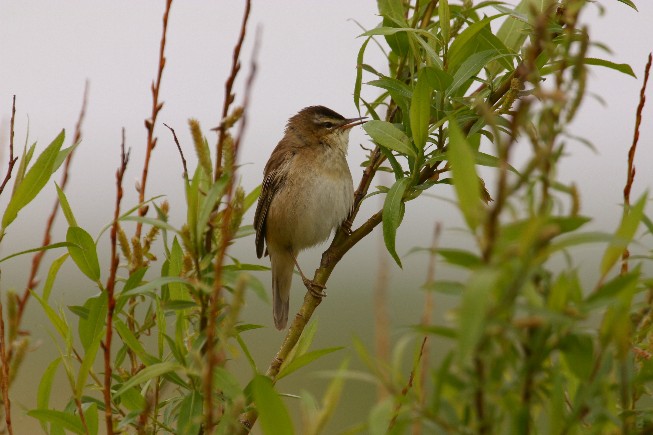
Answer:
(254, 149, 293, 258)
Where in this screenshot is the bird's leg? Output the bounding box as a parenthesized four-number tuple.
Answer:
(292, 255, 327, 298)
(341, 217, 353, 236)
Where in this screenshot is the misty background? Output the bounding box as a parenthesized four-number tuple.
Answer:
(1, 1, 652, 432)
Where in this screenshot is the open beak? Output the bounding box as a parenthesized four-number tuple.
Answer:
(341, 116, 368, 130)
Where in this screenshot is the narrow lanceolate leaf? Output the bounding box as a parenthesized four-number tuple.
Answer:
(354, 37, 372, 109)
(78, 294, 107, 351)
(55, 183, 78, 227)
(277, 347, 344, 380)
(382, 177, 412, 267)
(448, 120, 481, 230)
(36, 358, 61, 431)
(458, 269, 498, 362)
(600, 193, 647, 277)
(251, 375, 294, 435)
(410, 69, 433, 150)
(177, 391, 203, 435)
(422, 66, 454, 92)
(447, 50, 511, 97)
(363, 120, 416, 158)
(67, 226, 101, 282)
(2, 130, 65, 228)
(27, 409, 85, 434)
(584, 58, 636, 77)
(113, 361, 182, 398)
(439, 0, 450, 47)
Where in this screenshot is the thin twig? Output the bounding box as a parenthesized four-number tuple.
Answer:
(388, 336, 428, 431)
(0, 96, 18, 198)
(17, 82, 88, 331)
(413, 223, 440, 435)
(0, 298, 12, 435)
(374, 174, 391, 401)
(621, 53, 651, 275)
(104, 129, 130, 435)
(163, 123, 188, 179)
(214, 0, 251, 179)
(204, 10, 256, 433)
(136, 0, 173, 239)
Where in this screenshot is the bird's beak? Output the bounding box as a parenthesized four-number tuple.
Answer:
(341, 116, 368, 130)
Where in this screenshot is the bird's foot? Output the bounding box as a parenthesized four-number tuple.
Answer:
(302, 277, 327, 298)
(341, 218, 353, 236)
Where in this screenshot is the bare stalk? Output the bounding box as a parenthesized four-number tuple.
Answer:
(621, 53, 651, 275)
(136, 0, 173, 239)
(103, 130, 130, 435)
(214, 0, 251, 179)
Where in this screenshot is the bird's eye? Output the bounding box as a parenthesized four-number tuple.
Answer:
(323, 121, 335, 129)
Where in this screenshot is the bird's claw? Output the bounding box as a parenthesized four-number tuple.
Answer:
(341, 218, 353, 236)
(302, 277, 327, 298)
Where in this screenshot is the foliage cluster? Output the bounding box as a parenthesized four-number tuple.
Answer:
(0, 0, 650, 434)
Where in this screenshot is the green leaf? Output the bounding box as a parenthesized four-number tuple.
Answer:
(27, 409, 85, 434)
(439, 0, 450, 47)
(36, 358, 61, 432)
(363, 120, 416, 158)
(119, 276, 189, 298)
(251, 375, 294, 435)
(586, 269, 640, 307)
(458, 269, 498, 361)
(83, 403, 99, 435)
(447, 17, 494, 72)
(366, 76, 412, 99)
(495, 0, 538, 53)
(30, 290, 70, 339)
(214, 367, 243, 400)
(600, 193, 646, 277)
(113, 361, 182, 398)
(67, 226, 101, 282)
(448, 120, 481, 230)
(410, 69, 433, 150)
(2, 130, 66, 228)
(382, 177, 411, 267)
(277, 347, 344, 380)
(422, 66, 454, 92)
(55, 183, 78, 227)
(437, 248, 483, 269)
(560, 334, 594, 380)
(584, 57, 636, 77)
(114, 318, 158, 365)
(355, 37, 372, 109)
(0, 242, 72, 265)
(177, 391, 202, 435)
(617, 0, 638, 11)
(76, 330, 102, 398)
(447, 50, 511, 97)
(197, 176, 228, 242)
(78, 294, 107, 351)
(475, 151, 519, 174)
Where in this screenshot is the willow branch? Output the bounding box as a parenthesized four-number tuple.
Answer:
(621, 53, 651, 275)
(214, 0, 251, 179)
(0, 96, 18, 198)
(103, 130, 130, 435)
(136, 0, 173, 239)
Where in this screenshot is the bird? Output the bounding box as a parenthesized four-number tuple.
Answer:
(254, 105, 366, 330)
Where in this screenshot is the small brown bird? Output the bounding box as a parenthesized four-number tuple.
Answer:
(254, 106, 366, 330)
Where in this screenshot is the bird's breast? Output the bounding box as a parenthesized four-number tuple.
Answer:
(266, 146, 353, 251)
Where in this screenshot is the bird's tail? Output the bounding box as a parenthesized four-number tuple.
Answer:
(271, 250, 294, 330)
